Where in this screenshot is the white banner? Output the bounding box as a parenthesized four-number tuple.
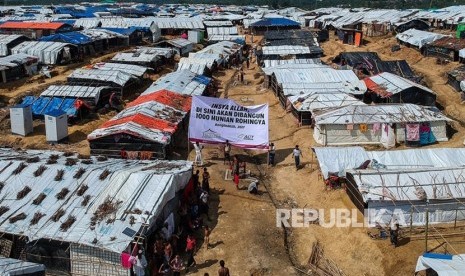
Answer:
(189, 96, 268, 149)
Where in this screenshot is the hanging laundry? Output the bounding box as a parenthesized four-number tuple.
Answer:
(406, 123, 420, 141)
(347, 124, 354, 130)
(121, 252, 132, 269)
(372, 123, 381, 132)
(359, 124, 368, 132)
(126, 151, 139, 159)
(419, 123, 435, 145)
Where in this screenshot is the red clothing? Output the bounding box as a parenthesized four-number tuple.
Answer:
(186, 237, 196, 251)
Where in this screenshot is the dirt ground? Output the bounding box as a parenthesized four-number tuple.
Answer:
(2, 32, 465, 276)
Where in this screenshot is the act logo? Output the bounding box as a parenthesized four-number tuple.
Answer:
(238, 134, 254, 140)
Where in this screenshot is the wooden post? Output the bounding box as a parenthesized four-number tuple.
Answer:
(425, 204, 429, 252)
(410, 206, 413, 238)
(454, 207, 459, 229)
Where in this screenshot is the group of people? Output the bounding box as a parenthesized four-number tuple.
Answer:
(268, 143, 303, 170)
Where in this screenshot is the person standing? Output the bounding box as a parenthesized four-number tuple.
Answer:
(233, 155, 240, 189)
(130, 250, 147, 276)
(202, 168, 210, 193)
(390, 222, 400, 247)
(224, 140, 231, 165)
(218, 260, 230, 276)
(194, 142, 203, 166)
(170, 255, 184, 276)
(268, 143, 276, 166)
(204, 225, 211, 250)
(185, 234, 197, 272)
(292, 145, 302, 170)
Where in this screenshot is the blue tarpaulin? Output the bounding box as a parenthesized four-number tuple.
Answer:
(42, 97, 64, 115)
(40, 32, 93, 45)
(250, 18, 300, 28)
(21, 96, 79, 118)
(193, 75, 211, 85)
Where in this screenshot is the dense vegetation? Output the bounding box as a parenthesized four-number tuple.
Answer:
(5, 0, 465, 10)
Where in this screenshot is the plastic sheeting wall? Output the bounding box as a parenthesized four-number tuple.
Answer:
(315, 121, 448, 146)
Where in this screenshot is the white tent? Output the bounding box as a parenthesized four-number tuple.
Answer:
(11, 41, 75, 65)
(415, 254, 465, 276)
(396, 29, 448, 48)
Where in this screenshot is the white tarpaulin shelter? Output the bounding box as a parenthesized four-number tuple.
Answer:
(69, 69, 136, 87)
(0, 34, 26, 56)
(189, 95, 269, 149)
(40, 85, 112, 105)
(415, 254, 465, 276)
(142, 70, 209, 96)
(314, 146, 465, 226)
(0, 148, 192, 253)
(0, 257, 45, 275)
(11, 41, 75, 65)
(396, 29, 448, 48)
(313, 104, 450, 146)
(92, 62, 150, 78)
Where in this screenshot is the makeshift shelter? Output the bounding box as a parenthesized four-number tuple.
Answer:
(336, 28, 363, 46)
(91, 62, 151, 78)
(177, 57, 216, 76)
(313, 104, 450, 147)
(40, 85, 115, 106)
(396, 29, 447, 51)
(447, 65, 465, 92)
(88, 100, 190, 159)
(261, 45, 322, 59)
(11, 41, 78, 65)
(21, 95, 89, 120)
(157, 38, 194, 56)
(111, 47, 175, 69)
(141, 70, 211, 97)
(194, 41, 243, 68)
(263, 64, 367, 107)
(0, 54, 38, 83)
(68, 69, 138, 91)
(395, 19, 430, 34)
(0, 34, 29, 56)
(363, 72, 436, 106)
(0, 257, 45, 276)
(314, 147, 465, 226)
(0, 148, 192, 274)
(0, 22, 72, 39)
(80, 29, 129, 48)
(287, 92, 364, 126)
(249, 18, 301, 34)
(262, 58, 321, 68)
(425, 37, 465, 61)
(152, 17, 204, 35)
(415, 253, 465, 276)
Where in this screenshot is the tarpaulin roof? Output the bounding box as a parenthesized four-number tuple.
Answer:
(99, 27, 139, 36)
(262, 58, 321, 68)
(68, 69, 136, 87)
(288, 92, 365, 112)
(396, 29, 448, 48)
(40, 85, 111, 105)
(102, 113, 178, 133)
(314, 104, 451, 125)
(40, 31, 93, 45)
(11, 41, 75, 65)
(88, 121, 171, 144)
(0, 21, 66, 30)
(0, 257, 45, 275)
(250, 17, 300, 27)
(127, 90, 192, 112)
(0, 53, 37, 69)
(21, 96, 81, 118)
(142, 70, 209, 96)
(91, 62, 150, 78)
(0, 34, 27, 56)
(0, 148, 192, 253)
(416, 254, 465, 276)
(262, 45, 311, 55)
(364, 72, 435, 97)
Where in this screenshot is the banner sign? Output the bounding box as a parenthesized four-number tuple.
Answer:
(188, 96, 268, 149)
